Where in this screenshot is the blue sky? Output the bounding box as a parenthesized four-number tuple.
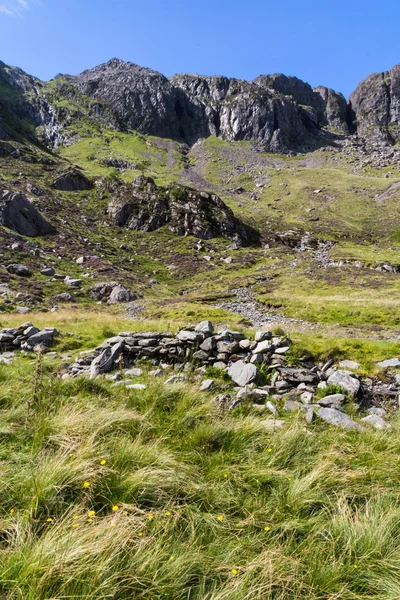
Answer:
(0, 0, 398, 97)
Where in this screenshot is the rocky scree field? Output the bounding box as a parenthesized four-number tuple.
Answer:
(2, 57, 400, 598)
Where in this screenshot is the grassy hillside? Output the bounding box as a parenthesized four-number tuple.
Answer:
(1, 315, 400, 599)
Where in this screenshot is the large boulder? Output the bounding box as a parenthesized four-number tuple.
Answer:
(88, 281, 136, 303)
(0, 190, 55, 237)
(53, 169, 92, 191)
(107, 285, 137, 304)
(108, 176, 258, 247)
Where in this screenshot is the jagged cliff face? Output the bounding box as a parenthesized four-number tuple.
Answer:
(63, 59, 349, 152)
(3, 57, 400, 153)
(0, 61, 62, 146)
(350, 64, 400, 144)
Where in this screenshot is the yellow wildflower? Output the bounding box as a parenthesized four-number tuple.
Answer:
(46, 518, 53, 523)
(264, 526, 270, 532)
(87, 518, 93, 523)
(100, 459, 106, 465)
(138, 532, 143, 537)
(83, 481, 91, 488)
(112, 505, 119, 512)
(267, 448, 272, 453)
(169, 555, 175, 561)
(72, 523, 78, 528)
(354, 564, 358, 569)
(166, 511, 171, 516)
(9, 509, 15, 514)
(231, 569, 238, 575)
(148, 513, 154, 520)
(88, 510, 95, 517)
(217, 515, 223, 522)
(223, 473, 228, 478)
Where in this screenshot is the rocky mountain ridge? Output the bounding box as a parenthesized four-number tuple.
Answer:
(3, 57, 400, 153)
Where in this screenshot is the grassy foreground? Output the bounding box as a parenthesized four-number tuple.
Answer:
(1, 340, 400, 599)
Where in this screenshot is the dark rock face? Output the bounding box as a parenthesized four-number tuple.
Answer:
(350, 64, 400, 144)
(63, 58, 182, 140)
(0, 61, 63, 146)
(0, 190, 56, 236)
(53, 170, 92, 191)
(255, 75, 349, 132)
(63, 59, 344, 152)
(107, 175, 257, 246)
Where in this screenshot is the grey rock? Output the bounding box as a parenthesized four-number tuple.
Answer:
(0, 333, 14, 343)
(376, 358, 400, 369)
(88, 281, 120, 300)
(64, 277, 82, 288)
(200, 336, 217, 352)
(317, 407, 363, 431)
(195, 320, 214, 335)
(126, 383, 147, 391)
(108, 176, 256, 246)
(283, 400, 302, 412)
(303, 405, 314, 424)
(0, 190, 55, 237)
(266, 401, 278, 415)
(361, 414, 391, 430)
(125, 368, 143, 377)
(338, 360, 360, 370)
(53, 169, 92, 191)
(228, 360, 259, 387)
(255, 331, 272, 342)
(27, 331, 56, 346)
(53, 292, 76, 303)
(107, 284, 137, 304)
(177, 330, 203, 343)
(23, 326, 40, 338)
(213, 361, 228, 369)
(300, 391, 314, 404)
(317, 393, 346, 407)
(368, 407, 387, 417)
(253, 340, 273, 354)
(41, 267, 55, 276)
(327, 370, 360, 398)
(6, 263, 31, 276)
(90, 342, 124, 378)
(350, 64, 400, 145)
(16, 306, 31, 314)
(199, 379, 215, 391)
(192, 350, 210, 362)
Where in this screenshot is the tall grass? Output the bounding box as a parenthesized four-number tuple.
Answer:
(1, 358, 400, 598)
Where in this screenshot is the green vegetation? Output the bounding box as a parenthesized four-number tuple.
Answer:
(1, 338, 400, 599)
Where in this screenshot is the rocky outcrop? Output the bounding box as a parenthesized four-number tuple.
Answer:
(88, 281, 137, 303)
(53, 169, 92, 191)
(0, 61, 63, 146)
(63, 59, 345, 152)
(254, 75, 349, 132)
(349, 64, 400, 144)
(106, 175, 257, 246)
(0, 190, 56, 236)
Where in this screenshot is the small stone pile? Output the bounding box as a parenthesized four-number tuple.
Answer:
(0, 322, 60, 352)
